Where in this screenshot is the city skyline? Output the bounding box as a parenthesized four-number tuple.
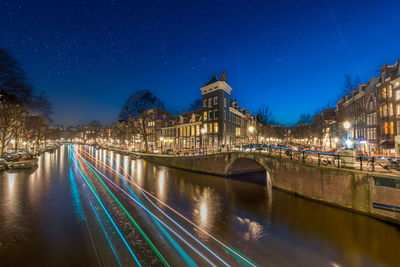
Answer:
(1, 0, 400, 126)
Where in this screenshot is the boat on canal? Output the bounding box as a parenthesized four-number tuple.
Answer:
(7, 158, 39, 169)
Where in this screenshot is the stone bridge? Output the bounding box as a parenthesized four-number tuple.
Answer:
(139, 151, 400, 225)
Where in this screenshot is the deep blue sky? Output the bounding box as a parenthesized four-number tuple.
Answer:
(1, 0, 400, 126)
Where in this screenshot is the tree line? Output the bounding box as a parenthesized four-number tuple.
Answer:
(0, 48, 55, 156)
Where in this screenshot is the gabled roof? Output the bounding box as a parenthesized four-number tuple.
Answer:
(203, 75, 220, 86)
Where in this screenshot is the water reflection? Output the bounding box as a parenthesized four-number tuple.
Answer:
(2, 145, 400, 267)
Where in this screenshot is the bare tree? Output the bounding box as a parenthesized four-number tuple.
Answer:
(189, 98, 202, 111)
(297, 113, 313, 126)
(119, 90, 164, 151)
(257, 104, 273, 124)
(342, 74, 360, 96)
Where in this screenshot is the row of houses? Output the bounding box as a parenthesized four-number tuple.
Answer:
(145, 72, 260, 150)
(320, 59, 400, 155)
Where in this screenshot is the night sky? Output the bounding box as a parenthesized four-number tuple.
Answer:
(1, 0, 400, 126)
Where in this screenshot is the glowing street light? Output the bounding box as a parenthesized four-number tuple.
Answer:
(248, 126, 254, 133)
(159, 137, 164, 153)
(201, 128, 207, 154)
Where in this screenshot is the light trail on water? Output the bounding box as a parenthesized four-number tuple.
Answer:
(69, 144, 257, 266)
(78, 146, 257, 267)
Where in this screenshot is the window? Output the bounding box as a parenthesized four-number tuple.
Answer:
(397, 121, 400, 135)
(214, 109, 218, 119)
(224, 98, 227, 107)
(224, 123, 226, 132)
(214, 96, 218, 105)
(236, 127, 241, 136)
(384, 122, 388, 134)
(370, 101, 374, 110)
(203, 111, 207, 121)
(397, 105, 400, 117)
(204, 124, 207, 133)
(196, 125, 200, 136)
(397, 90, 400, 100)
(382, 87, 387, 99)
(388, 86, 393, 98)
(209, 123, 213, 133)
(191, 126, 195, 136)
(389, 103, 393, 116)
(203, 99, 207, 107)
(214, 122, 218, 133)
(390, 122, 394, 135)
(208, 98, 212, 107)
(209, 110, 213, 120)
(383, 104, 387, 117)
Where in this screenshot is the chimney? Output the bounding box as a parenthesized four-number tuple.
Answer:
(221, 71, 226, 82)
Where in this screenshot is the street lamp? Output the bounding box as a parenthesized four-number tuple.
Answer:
(248, 126, 254, 144)
(343, 121, 351, 130)
(201, 128, 206, 154)
(343, 121, 351, 149)
(159, 137, 164, 153)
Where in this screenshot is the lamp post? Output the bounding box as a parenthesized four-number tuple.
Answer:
(201, 128, 206, 154)
(248, 126, 254, 144)
(343, 121, 351, 149)
(159, 137, 164, 154)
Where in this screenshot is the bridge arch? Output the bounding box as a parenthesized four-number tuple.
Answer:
(225, 154, 272, 189)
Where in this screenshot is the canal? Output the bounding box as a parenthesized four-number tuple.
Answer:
(1, 145, 400, 266)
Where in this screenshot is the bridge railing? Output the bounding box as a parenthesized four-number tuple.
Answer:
(242, 144, 344, 168)
(241, 144, 400, 175)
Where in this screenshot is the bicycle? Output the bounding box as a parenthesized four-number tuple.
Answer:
(368, 158, 400, 172)
(321, 156, 345, 168)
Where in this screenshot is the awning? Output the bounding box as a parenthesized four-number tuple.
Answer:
(380, 141, 395, 149)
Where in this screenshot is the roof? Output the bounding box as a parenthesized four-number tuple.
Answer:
(203, 75, 220, 86)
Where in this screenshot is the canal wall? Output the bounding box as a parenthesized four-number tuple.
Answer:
(139, 152, 400, 224)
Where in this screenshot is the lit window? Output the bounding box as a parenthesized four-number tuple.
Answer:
(389, 103, 393, 116)
(203, 111, 207, 121)
(382, 87, 387, 99)
(191, 126, 195, 136)
(397, 90, 400, 100)
(388, 86, 393, 98)
(209, 123, 213, 133)
(214, 122, 218, 133)
(204, 124, 207, 133)
(397, 105, 400, 117)
(196, 125, 200, 136)
(391, 122, 394, 135)
(236, 127, 240, 136)
(384, 122, 388, 134)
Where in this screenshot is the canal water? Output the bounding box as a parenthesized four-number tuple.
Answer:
(1, 145, 400, 266)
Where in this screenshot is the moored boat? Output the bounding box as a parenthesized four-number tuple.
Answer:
(7, 158, 39, 169)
